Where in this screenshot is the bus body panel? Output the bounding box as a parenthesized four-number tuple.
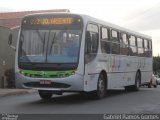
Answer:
(14, 13, 152, 93)
(82, 15, 152, 90)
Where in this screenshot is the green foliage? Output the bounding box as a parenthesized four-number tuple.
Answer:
(153, 56, 160, 75)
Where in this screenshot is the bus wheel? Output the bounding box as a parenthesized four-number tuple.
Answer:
(125, 86, 132, 91)
(94, 74, 106, 99)
(148, 82, 151, 88)
(133, 72, 141, 91)
(154, 84, 157, 88)
(38, 90, 52, 100)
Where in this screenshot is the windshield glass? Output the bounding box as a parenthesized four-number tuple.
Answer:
(19, 29, 82, 64)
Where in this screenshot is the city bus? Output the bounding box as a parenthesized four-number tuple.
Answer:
(8, 13, 152, 100)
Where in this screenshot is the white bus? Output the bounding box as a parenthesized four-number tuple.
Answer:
(9, 13, 152, 99)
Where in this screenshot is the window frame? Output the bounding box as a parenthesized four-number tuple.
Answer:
(84, 22, 99, 63)
(120, 31, 129, 55)
(110, 28, 120, 54)
(100, 26, 111, 54)
(137, 37, 144, 57)
(101, 27, 109, 40)
(86, 23, 99, 53)
(128, 34, 137, 56)
(111, 29, 119, 43)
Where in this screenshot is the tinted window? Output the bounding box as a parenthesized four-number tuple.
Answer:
(111, 30, 120, 54)
(87, 24, 98, 32)
(120, 33, 129, 55)
(129, 35, 136, 46)
(137, 38, 143, 48)
(85, 23, 99, 63)
(129, 35, 137, 56)
(144, 39, 149, 57)
(112, 43, 120, 54)
(137, 38, 144, 57)
(111, 30, 119, 42)
(100, 27, 111, 53)
(144, 39, 148, 48)
(148, 40, 152, 57)
(149, 40, 152, 49)
(101, 27, 108, 39)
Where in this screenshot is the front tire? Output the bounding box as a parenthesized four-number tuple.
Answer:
(38, 90, 52, 100)
(94, 74, 106, 99)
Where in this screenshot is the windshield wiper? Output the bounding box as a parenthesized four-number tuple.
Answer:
(49, 32, 56, 54)
(43, 32, 46, 53)
(45, 30, 51, 62)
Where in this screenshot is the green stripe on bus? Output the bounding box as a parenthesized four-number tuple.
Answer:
(19, 69, 75, 78)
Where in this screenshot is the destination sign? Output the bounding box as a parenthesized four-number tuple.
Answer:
(22, 14, 83, 29)
(29, 18, 74, 25)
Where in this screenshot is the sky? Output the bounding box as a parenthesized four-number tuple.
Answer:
(1, 0, 160, 56)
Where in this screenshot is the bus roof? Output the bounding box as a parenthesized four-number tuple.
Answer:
(80, 14, 151, 40)
(23, 12, 152, 40)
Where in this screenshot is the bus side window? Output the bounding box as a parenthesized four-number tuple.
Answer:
(85, 31, 98, 53)
(85, 23, 99, 63)
(86, 31, 92, 53)
(120, 33, 129, 55)
(111, 29, 120, 54)
(144, 39, 149, 57)
(100, 27, 111, 53)
(137, 37, 144, 57)
(129, 35, 137, 56)
(148, 40, 152, 57)
(111, 30, 118, 41)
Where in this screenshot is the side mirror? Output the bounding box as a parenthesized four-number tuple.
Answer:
(8, 33, 13, 46)
(8, 32, 16, 51)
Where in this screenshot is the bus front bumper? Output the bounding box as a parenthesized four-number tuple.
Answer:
(15, 72, 84, 92)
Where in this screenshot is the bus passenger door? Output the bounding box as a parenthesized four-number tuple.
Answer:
(84, 23, 99, 91)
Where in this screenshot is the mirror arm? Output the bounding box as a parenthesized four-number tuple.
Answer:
(10, 45, 16, 51)
(8, 26, 20, 51)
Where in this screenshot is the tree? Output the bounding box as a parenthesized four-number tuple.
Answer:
(153, 56, 160, 75)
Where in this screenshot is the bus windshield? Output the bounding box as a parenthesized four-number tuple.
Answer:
(19, 29, 82, 64)
(18, 14, 83, 70)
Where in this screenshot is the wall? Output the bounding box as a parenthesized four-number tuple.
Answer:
(0, 26, 18, 88)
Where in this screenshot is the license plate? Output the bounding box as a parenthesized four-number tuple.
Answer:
(40, 80, 51, 85)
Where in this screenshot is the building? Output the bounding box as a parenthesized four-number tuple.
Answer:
(0, 9, 70, 88)
(0, 9, 70, 28)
